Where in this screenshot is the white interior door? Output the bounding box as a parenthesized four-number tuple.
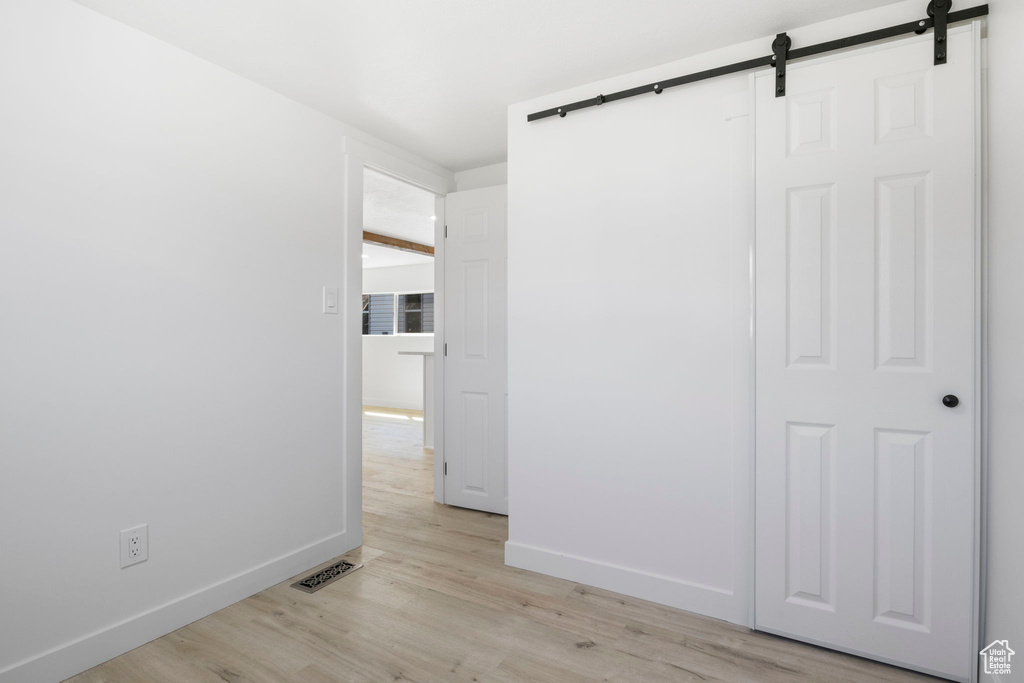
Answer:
(443, 185, 508, 514)
(755, 27, 979, 681)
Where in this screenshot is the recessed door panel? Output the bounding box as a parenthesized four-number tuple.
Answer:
(462, 260, 489, 359)
(461, 391, 489, 493)
(787, 184, 836, 368)
(876, 70, 932, 143)
(876, 173, 931, 370)
(874, 429, 930, 631)
(786, 422, 835, 610)
(788, 88, 837, 156)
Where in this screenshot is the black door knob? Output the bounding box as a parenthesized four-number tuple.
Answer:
(942, 394, 960, 408)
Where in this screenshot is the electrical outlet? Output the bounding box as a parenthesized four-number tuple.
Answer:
(120, 524, 148, 568)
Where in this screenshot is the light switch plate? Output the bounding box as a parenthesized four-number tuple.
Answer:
(323, 286, 339, 314)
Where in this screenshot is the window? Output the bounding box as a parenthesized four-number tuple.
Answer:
(361, 293, 434, 335)
(398, 293, 434, 334)
(362, 294, 395, 335)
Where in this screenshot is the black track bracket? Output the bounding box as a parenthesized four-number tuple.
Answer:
(772, 33, 792, 98)
(930, 0, 951, 64)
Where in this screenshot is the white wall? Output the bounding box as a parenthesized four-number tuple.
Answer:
(508, 0, 1023, 653)
(362, 263, 435, 410)
(362, 335, 434, 410)
(0, 2, 448, 681)
(507, 31, 755, 626)
(455, 162, 509, 191)
(363, 262, 434, 294)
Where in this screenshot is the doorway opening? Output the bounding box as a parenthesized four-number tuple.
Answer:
(361, 168, 439, 502)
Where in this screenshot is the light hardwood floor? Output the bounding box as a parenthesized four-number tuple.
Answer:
(70, 407, 939, 682)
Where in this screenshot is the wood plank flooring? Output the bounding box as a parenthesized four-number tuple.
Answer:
(69, 407, 939, 682)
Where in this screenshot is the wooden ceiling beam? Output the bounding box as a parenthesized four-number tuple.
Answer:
(362, 230, 434, 256)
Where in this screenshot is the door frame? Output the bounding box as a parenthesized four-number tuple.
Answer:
(340, 137, 455, 546)
(432, 191, 447, 504)
(747, 23, 986, 682)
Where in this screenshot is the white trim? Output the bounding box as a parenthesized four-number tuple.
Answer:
(972, 21, 987, 683)
(342, 137, 455, 195)
(0, 532, 355, 683)
(505, 541, 737, 623)
(342, 152, 366, 556)
(724, 84, 757, 629)
(977, 31, 990, 683)
(745, 73, 760, 632)
(433, 195, 447, 503)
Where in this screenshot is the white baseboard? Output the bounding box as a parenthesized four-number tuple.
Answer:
(0, 531, 359, 683)
(361, 397, 422, 411)
(504, 541, 742, 625)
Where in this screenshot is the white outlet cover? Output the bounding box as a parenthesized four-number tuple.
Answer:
(120, 524, 148, 568)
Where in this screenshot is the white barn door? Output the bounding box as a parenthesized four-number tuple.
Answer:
(755, 27, 979, 681)
(442, 186, 508, 514)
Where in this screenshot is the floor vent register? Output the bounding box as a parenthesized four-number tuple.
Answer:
(291, 560, 362, 593)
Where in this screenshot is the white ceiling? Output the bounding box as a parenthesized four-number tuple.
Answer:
(364, 169, 436, 246)
(73, 0, 901, 171)
(361, 242, 433, 270)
